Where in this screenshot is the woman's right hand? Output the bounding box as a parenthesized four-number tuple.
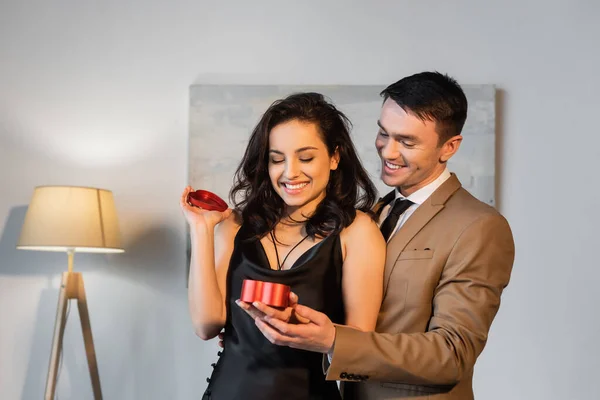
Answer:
(180, 186, 233, 230)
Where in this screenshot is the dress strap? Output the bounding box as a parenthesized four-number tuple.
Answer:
(268, 231, 309, 270)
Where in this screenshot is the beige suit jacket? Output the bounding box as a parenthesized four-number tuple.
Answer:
(327, 174, 515, 399)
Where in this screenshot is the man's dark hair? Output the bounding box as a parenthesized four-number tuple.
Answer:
(380, 71, 468, 144)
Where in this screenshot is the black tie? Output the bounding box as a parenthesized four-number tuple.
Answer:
(380, 198, 413, 241)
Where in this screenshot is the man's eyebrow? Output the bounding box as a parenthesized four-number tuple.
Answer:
(377, 120, 418, 141)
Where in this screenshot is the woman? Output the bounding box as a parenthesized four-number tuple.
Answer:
(181, 92, 386, 399)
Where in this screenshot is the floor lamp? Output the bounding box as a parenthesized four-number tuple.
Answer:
(17, 186, 124, 400)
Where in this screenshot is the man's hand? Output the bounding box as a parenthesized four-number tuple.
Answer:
(248, 302, 337, 354)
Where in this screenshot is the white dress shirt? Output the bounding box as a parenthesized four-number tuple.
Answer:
(378, 168, 451, 241)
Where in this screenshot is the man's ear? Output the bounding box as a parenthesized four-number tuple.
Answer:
(439, 135, 462, 163)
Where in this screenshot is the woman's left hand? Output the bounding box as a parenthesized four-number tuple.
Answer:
(235, 292, 310, 324)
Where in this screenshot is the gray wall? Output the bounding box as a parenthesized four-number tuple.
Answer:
(188, 84, 496, 205)
(0, 1, 598, 399)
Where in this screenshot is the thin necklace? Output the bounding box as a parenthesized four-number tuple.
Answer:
(269, 230, 309, 270)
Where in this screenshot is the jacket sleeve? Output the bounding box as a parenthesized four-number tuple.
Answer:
(326, 214, 515, 385)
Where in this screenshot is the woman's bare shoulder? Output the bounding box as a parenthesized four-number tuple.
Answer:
(341, 210, 383, 247)
(215, 209, 242, 241)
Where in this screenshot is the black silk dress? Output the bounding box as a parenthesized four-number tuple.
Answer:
(202, 225, 345, 400)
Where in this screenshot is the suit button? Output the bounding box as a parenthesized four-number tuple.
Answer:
(206, 378, 211, 383)
(211, 363, 216, 368)
(217, 351, 222, 356)
(340, 372, 348, 379)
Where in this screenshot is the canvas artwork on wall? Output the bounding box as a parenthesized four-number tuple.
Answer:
(186, 84, 496, 280)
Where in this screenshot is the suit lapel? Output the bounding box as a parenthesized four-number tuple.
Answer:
(382, 174, 462, 293)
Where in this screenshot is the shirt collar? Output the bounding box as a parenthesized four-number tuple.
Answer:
(395, 167, 451, 205)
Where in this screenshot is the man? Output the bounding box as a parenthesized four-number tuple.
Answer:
(238, 71, 515, 399)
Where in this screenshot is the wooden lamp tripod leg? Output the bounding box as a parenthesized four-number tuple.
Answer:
(75, 272, 103, 399)
(44, 272, 70, 400)
(44, 251, 103, 400)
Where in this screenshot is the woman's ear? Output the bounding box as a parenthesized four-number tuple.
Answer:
(330, 147, 340, 170)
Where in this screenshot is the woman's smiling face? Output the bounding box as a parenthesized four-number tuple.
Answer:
(268, 119, 339, 216)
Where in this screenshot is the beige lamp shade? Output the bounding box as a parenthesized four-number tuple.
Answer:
(17, 186, 124, 253)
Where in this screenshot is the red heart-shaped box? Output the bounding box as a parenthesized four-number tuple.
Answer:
(187, 190, 228, 212)
(240, 279, 290, 308)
